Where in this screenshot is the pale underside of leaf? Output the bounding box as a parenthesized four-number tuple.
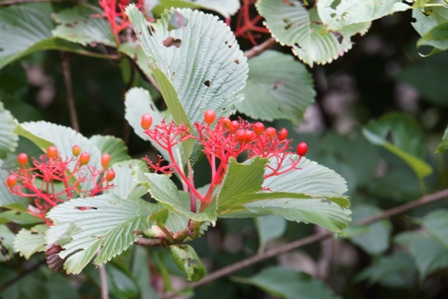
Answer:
(0, 103, 18, 158)
(126, 6, 248, 123)
(256, 0, 371, 66)
(47, 195, 159, 274)
(14, 225, 47, 259)
(89, 135, 131, 165)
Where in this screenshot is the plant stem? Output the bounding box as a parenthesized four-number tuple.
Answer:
(184, 188, 448, 290)
(244, 37, 276, 58)
(61, 52, 80, 132)
(99, 264, 109, 299)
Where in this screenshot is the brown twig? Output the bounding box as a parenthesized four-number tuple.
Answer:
(185, 188, 448, 290)
(243, 37, 276, 58)
(61, 52, 80, 132)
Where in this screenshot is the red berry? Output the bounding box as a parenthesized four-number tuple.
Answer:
(229, 120, 239, 133)
(72, 145, 81, 157)
(204, 110, 216, 125)
(101, 153, 111, 167)
(265, 127, 276, 138)
(141, 113, 153, 129)
(297, 142, 308, 156)
(253, 122, 265, 135)
(17, 153, 28, 166)
(278, 128, 288, 141)
(6, 175, 17, 188)
(221, 117, 231, 128)
(46, 146, 58, 158)
(245, 130, 255, 143)
(235, 129, 246, 142)
(105, 169, 115, 182)
(79, 152, 90, 165)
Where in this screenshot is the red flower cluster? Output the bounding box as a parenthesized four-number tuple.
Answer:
(98, 0, 145, 42)
(141, 110, 307, 211)
(5, 146, 115, 225)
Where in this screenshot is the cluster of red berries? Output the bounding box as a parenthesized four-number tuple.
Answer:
(140, 110, 308, 208)
(5, 145, 115, 224)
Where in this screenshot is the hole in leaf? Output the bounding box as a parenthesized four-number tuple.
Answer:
(65, 24, 74, 28)
(282, 0, 294, 6)
(330, 12, 336, 18)
(330, 0, 341, 9)
(294, 43, 302, 49)
(163, 37, 182, 48)
(168, 12, 189, 30)
(74, 206, 97, 210)
(331, 31, 343, 44)
(234, 59, 240, 64)
(0, 48, 3, 52)
(204, 80, 211, 87)
(273, 80, 285, 90)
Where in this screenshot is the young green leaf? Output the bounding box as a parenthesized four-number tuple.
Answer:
(170, 244, 206, 282)
(436, 125, 448, 153)
(103, 159, 147, 200)
(0, 102, 18, 158)
(238, 50, 315, 125)
(89, 135, 130, 164)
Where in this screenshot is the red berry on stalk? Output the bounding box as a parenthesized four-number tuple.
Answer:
(245, 130, 255, 143)
(141, 113, 153, 129)
(278, 128, 288, 141)
(253, 122, 265, 135)
(105, 169, 115, 182)
(221, 117, 231, 128)
(229, 120, 239, 133)
(204, 110, 216, 125)
(265, 127, 276, 138)
(297, 142, 308, 156)
(79, 152, 90, 165)
(72, 145, 81, 157)
(6, 175, 17, 188)
(46, 146, 58, 158)
(17, 153, 28, 166)
(101, 153, 111, 167)
(235, 129, 246, 142)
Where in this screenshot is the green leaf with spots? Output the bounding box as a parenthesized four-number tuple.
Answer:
(170, 244, 206, 282)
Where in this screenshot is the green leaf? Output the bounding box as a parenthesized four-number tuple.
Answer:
(356, 251, 417, 288)
(243, 197, 351, 232)
(421, 209, 448, 249)
(155, 0, 240, 18)
(255, 215, 287, 253)
(14, 225, 47, 259)
(436, 125, 448, 153)
(0, 102, 18, 158)
(349, 205, 391, 255)
(0, 224, 15, 262)
(142, 173, 217, 223)
(52, 5, 116, 47)
(216, 157, 267, 214)
(238, 50, 315, 125)
(0, 162, 28, 208)
(0, 210, 41, 225)
(170, 244, 206, 282)
(233, 266, 341, 299)
(395, 231, 448, 281)
(0, 3, 90, 69)
(256, 0, 371, 66)
(362, 113, 432, 181)
(395, 52, 448, 106)
(317, 0, 409, 31)
(47, 194, 159, 274)
(417, 21, 448, 55)
(104, 159, 147, 199)
(263, 156, 348, 199)
(126, 5, 248, 124)
(106, 263, 140, 299)
(89, 135, 130, 164)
